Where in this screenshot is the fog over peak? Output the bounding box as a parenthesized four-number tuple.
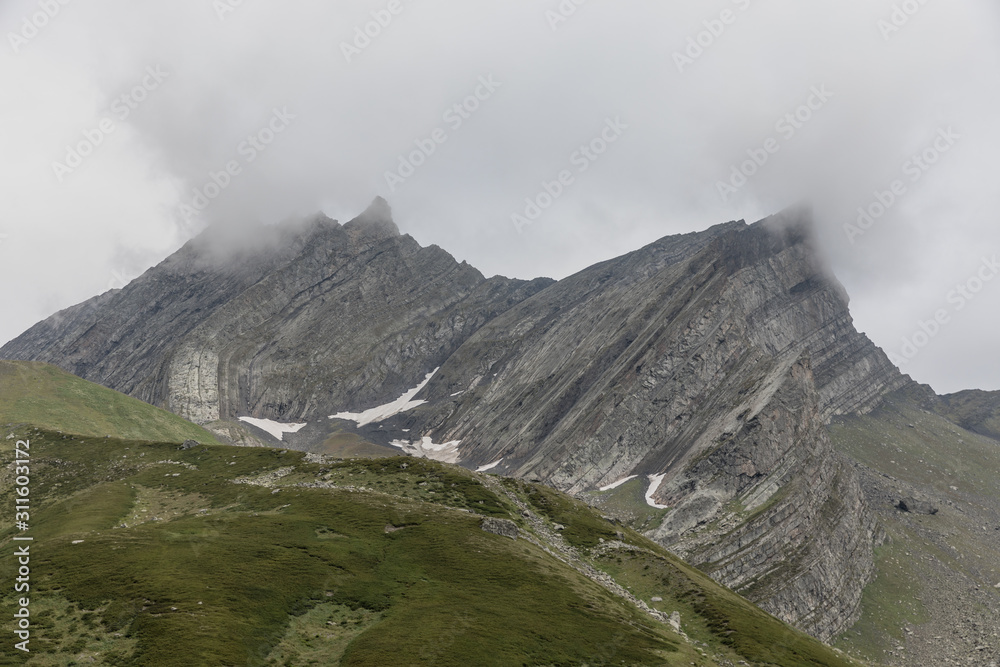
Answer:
(1, 0, 998, 393)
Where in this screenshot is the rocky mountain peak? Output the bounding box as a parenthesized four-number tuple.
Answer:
(343, 196, 400, 239)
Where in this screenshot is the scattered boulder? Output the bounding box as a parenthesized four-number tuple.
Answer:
(896, 497, 938, 515)
(480, 517, 519, 540)
(179, 440, 199, 450)
(669, 611, 681, 632)
(651, 596, 663, 602)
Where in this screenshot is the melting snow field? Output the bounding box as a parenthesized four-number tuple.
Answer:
(238, 417, 307, 441)
(329, 368, 439, 427)
(599, 475, 638, 492)
(645, 474, 669, 509)
(389, 436, 462, 464)
(476, 459, 503, 472)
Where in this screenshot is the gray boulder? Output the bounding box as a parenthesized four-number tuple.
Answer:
(897, 497, 938, 515)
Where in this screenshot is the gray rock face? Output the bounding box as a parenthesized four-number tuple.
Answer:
(406, 211, 908, 488)
(0, 204, 912, 641)
(648, 356, 882, 640)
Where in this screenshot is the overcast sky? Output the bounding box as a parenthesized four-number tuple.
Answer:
(1, 0, 998, 394)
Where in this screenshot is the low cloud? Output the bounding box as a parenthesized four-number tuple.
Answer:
(1, 0, 998, 392)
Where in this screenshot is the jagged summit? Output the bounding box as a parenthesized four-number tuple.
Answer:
(0, 200, 550, 425)
(344, 196, 399, 238)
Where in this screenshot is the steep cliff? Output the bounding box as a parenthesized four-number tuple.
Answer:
(648, 356, 882, 641)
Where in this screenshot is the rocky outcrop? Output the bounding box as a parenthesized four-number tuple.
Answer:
(896, 497, 938, 515)
(480, 517, 519, 540)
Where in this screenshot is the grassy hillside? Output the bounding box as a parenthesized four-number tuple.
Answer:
(829, 390, 1000, 666)
(0, 425, 864, 666)
(0, 361, 223, 445)
(936, 388, 1000, 442)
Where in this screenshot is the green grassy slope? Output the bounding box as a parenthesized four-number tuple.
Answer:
(936, 388, 1000, 442)
(0, 366, 865, 665)
(0, 428, 865, 666)
(0, 361, 223, 446)
(829, 389, 1000, 665)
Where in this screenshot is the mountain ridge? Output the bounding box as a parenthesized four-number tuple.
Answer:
(0, 201, 923, 643)
(1, 201, 554, 426)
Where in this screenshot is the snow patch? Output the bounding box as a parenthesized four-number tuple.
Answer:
(239, 417, 307, 441)
(599, 475, 638, 492)
(389, 436, 462, 464)
(645, 474, 669, 509)
(330, 368, 439, 427)
(476, 459, 503, 472)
